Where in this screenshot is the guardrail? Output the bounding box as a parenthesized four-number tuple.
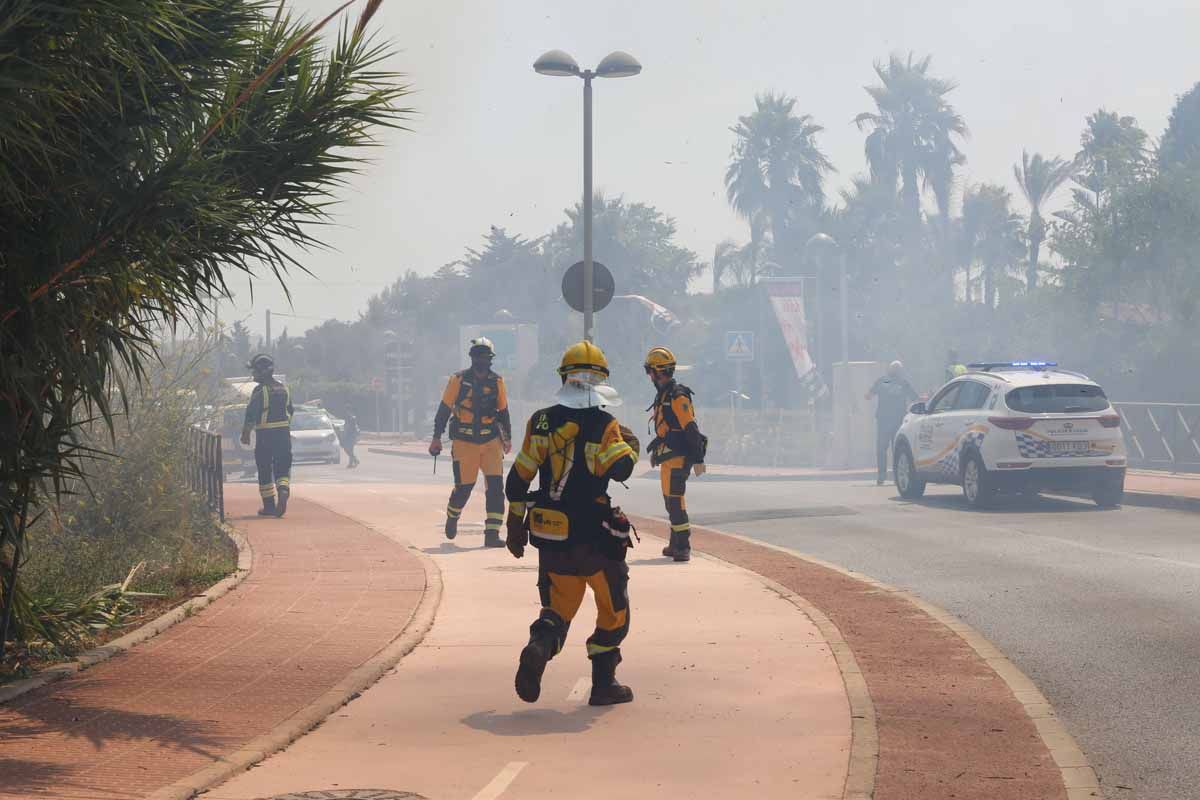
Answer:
(186, 426, 225, 521)
(1113, 402, 1200, 473)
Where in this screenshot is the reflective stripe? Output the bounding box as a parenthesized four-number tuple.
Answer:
(259, 385, 269, 427)
(447, 506, 462, 518)
(597, 441, 633, 467)
(509, 502, 526, 517)
(586, 642, 617, 656)
(257, 420, 289, 430)
(530, 529, 568, 541)
(515, 451, 539, 472)
(259, 484, 276, 498)
(486, 512, 504, 521)
(670, 522, 690, 533)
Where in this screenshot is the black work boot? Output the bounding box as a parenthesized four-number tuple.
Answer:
(257, 497, 277, 516)
(588, 649, 634, 706)
(515, 635, 554, 703)
(672, 532, 691, 563)
(275, 489, 289, 517)
(483, 529, 505, 548)
(444, 516, 458, 540)
(662, 532, 679, 558)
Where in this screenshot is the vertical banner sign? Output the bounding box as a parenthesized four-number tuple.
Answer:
(766, 279, 814, 379)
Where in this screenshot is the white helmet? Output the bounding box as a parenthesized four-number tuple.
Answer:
(468, 337, 496, 357)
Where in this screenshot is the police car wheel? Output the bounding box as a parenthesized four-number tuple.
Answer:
(895, 447, 925, 499)
(961, 452, 994, 509)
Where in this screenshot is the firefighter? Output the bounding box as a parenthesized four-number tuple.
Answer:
(644, 346, 707, 562)
(429, 338, 512, 547)
(240, 354, 294, 517)
(504, 340, 640, 706)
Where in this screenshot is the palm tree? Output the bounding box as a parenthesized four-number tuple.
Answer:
(726, 93, 834, 272)
(1013, 151, 1076, 291)
(854, 53, 968, 220)
(960, 184, 1025, 308)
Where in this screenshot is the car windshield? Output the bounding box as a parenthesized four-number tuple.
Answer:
(292, 413, 332, 431)
(1005, 384, 1109, 413)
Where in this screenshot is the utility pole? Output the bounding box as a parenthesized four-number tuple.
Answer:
(265, 309, 272, 352)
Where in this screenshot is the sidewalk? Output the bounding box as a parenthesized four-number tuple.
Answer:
(0, 486, 427, 800)
(205, 483, 852, 800)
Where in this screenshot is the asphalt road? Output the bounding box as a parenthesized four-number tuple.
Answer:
(278, 449, 1200, 800)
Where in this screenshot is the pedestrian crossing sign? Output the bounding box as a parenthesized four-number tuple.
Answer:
(725, 331, 755, 361)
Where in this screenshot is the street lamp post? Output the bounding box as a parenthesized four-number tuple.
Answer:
(805, 233, 849, 366)
(534, 49, 642, 342)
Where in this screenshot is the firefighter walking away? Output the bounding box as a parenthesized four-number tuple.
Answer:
(645, 346, 707, 562)
(504, 341, 641, 706)
(241, 354, 294, 517)
(429, 338, 512, 548)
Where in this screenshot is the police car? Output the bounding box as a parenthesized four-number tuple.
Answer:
(892, 362, 1127, 508)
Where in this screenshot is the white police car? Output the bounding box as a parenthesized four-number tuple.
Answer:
(892, 362, 1127, 508)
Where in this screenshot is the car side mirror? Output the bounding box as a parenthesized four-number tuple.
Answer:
(909, 401, 927, 415)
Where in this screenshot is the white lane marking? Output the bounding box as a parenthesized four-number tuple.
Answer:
(471, 761, 528, 800)
(567, 677, 589, 702)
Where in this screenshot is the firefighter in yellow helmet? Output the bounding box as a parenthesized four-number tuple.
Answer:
(429, 338, 512, 547)
(504, 341, 641, 706)
(644, 346, 707, 562)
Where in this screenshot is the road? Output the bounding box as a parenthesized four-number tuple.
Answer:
(278, 448, 1200, 800)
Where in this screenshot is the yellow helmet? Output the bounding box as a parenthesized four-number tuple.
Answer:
(558, 340, 610, 379)
(643, 346, 676, 374)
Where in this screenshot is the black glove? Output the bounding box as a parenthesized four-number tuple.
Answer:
(506, 510, 528, 559)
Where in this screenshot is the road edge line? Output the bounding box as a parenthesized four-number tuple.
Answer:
(145, 504, 444, 800)
(0, 522, 253, 706)
(633, 513, 1104, 800)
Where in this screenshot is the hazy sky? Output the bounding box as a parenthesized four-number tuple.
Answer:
(223, 0, 1200, 339)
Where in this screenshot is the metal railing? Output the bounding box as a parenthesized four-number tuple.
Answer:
(1113, 402, 1200, 473)
(186, 426, 225, 520)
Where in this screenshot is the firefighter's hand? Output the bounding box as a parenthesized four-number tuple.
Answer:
(506, 512, 527, 559)
(240, 430, 251, 446)
(619, 425, 640, 457)
(502, 438, 512, 455)
(693, 463, 707, 477)
(428, 437, 443, 457)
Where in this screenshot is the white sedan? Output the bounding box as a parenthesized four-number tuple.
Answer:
(290, 411, 342, 465)
(892, 362, 1126, 508)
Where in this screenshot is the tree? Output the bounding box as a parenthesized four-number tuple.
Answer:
(1159, 82, 1200, 170)
(1013, 151, 1076, 290)
(854, 53, 968, 220)
(959, 184, 1025, 308)
(229, 320, 253, 364)
(544, 193, 702, 299)
(0, 0, 407, 659)
(725, 93, 834, 271)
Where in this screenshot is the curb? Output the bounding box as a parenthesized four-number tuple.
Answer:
(367, 446, 428, 461)
(1119, 490, 1200, 513)
(0, 523, 253, 706)
(634, 513, 1104, 800)
(145, 506, 444, 800)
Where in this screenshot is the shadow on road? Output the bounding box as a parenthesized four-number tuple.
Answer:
(0, 757, 74, 796)
(462, 706, 608, 737)
(894, 493, 1106, 514)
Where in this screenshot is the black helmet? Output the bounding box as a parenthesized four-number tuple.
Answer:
(248, 353, 274, 380)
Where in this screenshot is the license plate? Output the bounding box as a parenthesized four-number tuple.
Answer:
(1049, 441, 1088, 452)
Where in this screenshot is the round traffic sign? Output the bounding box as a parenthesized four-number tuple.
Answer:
(561, 260, 615, 313)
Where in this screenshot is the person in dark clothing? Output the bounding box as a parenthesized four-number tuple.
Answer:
(342, 415, 360, 468)
(866, 360, 918, 486)
(241, 354, 294, 516)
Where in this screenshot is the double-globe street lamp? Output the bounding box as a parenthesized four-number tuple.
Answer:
(534, 49, 642, 341)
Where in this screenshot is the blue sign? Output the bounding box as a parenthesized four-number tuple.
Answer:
(725, 331, 755, 361)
